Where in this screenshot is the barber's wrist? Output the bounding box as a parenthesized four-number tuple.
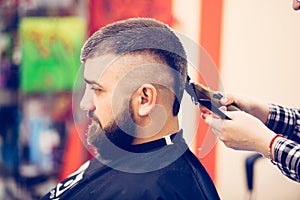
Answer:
(257, 130, 275, 158)
(249, 102, 269, 125)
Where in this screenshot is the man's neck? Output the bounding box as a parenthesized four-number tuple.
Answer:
(132, 116, 180, 144)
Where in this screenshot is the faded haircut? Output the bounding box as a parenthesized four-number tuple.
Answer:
(80, 18, 188, 116)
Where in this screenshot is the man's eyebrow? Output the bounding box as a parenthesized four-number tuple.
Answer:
(84, 78, 101, 86)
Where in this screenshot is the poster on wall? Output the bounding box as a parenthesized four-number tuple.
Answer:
(88, 0, 174, 36)
(20, 17, 86, 93)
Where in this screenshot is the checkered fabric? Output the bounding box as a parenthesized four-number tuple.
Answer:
(267, 104, 300, 182)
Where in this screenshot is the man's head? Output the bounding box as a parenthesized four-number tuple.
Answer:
(79, 18, 188, 152)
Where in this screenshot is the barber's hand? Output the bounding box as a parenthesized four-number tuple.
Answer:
(202, 111, 276, 157)
(219, 93, 270, 124)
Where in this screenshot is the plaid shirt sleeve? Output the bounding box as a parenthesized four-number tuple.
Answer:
(266, 104, 300, 182)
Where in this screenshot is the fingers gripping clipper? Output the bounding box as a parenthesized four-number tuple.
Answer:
(185, 76, 240, 119)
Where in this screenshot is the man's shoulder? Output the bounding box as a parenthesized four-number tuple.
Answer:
(116, 150, 217, 199)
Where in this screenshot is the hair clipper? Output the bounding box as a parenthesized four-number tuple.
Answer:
(185, 77, 240, 119)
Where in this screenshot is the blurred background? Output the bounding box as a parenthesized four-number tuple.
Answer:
(0, 0, 299, 199)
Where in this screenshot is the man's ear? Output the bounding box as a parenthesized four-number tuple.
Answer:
(136, 84, 157, 116)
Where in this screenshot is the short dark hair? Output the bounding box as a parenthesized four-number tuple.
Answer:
(81, 18, 187, 115)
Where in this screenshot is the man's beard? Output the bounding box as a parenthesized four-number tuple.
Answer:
(86, 102, 136, 157)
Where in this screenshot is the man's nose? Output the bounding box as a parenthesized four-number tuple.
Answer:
(80, 89, 95, 111)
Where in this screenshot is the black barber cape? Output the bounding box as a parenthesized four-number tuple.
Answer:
(41, 131, 220, 200)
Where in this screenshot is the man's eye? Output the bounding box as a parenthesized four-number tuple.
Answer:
(90, 87, 101, 92)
